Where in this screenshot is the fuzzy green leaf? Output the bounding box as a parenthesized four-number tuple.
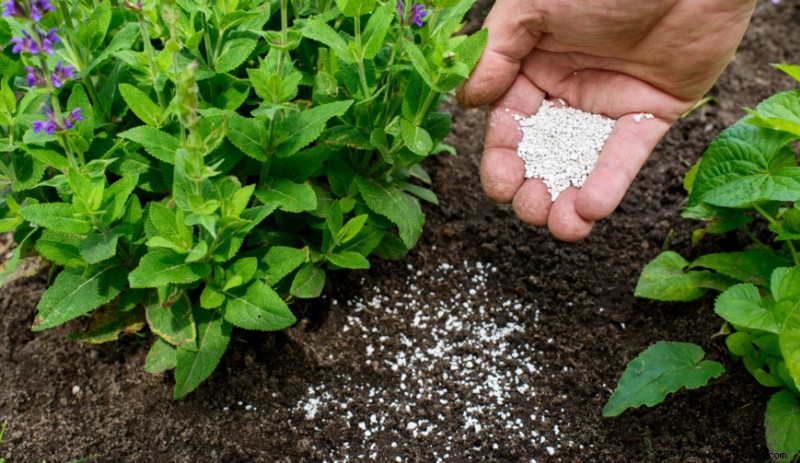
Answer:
(226, 113, 268, 161)
(255, 179, 317, 212)
(128, 249, 211, 288)
(82, 23, 140, 76)
(362, 1, 394, 59)
(173, 308, 232, 399)
(273, 100, 353, 157)
(301, 19, 349, 58)
(119, 83, 162, 126)
(355, 176, 424, 249)
(33, 266, 128, 331)
(263, 246, 307, 284)
(80, 229, 123, 265)
(635, 251, 711, 302)
(326, 250, 369, 269)
(290, 263, 325, 299)
(765, 391, 800, 463)
(603, 342, 725, 417)
(714, 284, 780, 333)
(146, 296, 196, 347)
(145, 338, 177, 373)
(216, 38, 258, 74)
(34, 231, 85, 267)
(118, 126, 180, 164)
(223, 280, 296, 331)
(401, 119, 433, 156)
(20, 203, 92, 234)
(336, 0, 375, 17)
(688, 124, 800, 208)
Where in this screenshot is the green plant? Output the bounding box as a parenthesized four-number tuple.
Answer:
(0, 0, 486, 398)
(604, 65, 800, 462)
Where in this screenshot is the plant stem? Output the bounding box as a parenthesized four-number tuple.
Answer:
(753, 203, 800, 266)
(353, 17, 370, 100)
(137, 14, 167, 111)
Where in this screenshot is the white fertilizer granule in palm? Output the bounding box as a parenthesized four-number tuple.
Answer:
(513, 100, 616, 201)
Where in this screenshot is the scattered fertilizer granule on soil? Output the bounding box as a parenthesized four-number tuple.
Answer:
(513, 100, 616, 201)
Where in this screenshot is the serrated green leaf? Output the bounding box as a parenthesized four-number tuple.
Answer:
(230, 257, 258, 284)
(634, 251, 711, 302)
(201, 286, 226, 309)
(302, 18, 350, 58)
(255, 179, 317, 212)
(689, 251, 789, 288)
(603, 342, 725, 417)
(326, 250, 369, 269)
(34, 230, 85, 267)
(688, 124, 800, 208)
(73, 302, 146, 344)
(216, 37, 258, 73)
(80, 229, 122, 265)
(82, 23, 140, 77)
(67, 84, 94, 149)
(146, 296, 196, 347)
(33, 266, 128, 331)
(355, 176, 424, 249)
(362, 1, 394, 59)
(774, 64, 800, 83)
(290, 263, 325, 299)
(20, 147, 69, 172)
(11, 153, 45, 192)
(118, 126, 180, 164)
(119, 83, 162, 127)
(404, 41, 438, 91)
(338, 214, 369, 243)
(20, 203, 92, 234)
(274, 100, 353, 157)
(226, 112, 268, 161)
(336, 0, 375, 16)
(145, 337, 177, 373)
(129, 249, 211, 288)
(223, 280, 296, 330)
(765, 390, 800, 463)
(745, 90, 800, 137)
(399, 182, 439, 205)
(263, 246, 307, 284)
(780, 329, 800, 391)
(714, 284, 780, 333)
(173, 308, 232, 399)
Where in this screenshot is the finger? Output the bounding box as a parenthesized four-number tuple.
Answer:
(576, 114, 672, 222)
(547, 187, 594, 242)
(481, 75, 545, 203)
(457, 0, 543, 107)
(512, 178, 551, 227)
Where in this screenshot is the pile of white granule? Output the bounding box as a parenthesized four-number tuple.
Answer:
(513, 100, 617, 201)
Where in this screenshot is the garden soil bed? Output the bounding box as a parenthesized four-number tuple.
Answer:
(2, 2, 800, 462)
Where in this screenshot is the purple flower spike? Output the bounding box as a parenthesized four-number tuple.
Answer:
(40, 27, 60, 54)
(31, 119, 57, 135)
(30, 0, 55, 21)
(51, 61, 76, 88)
(25, 66, 45, 87)
(10, 29, 39, 54)
(409, 3, 426, 27)
(1, 0, 24, 18)
(68, 107, 83, 122)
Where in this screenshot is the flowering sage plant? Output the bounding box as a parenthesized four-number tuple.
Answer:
(0, 0, 486, 398)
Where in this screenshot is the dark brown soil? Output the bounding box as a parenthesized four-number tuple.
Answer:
(2, 2, 799, 462)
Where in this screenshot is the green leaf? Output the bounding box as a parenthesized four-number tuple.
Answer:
(399, 182, 439, 205)
(34, 230, 85, 267)
(119, 83, 162, 126)
(290, 263, 325, 299)
(774, 64, 800, 83)
(80, 229, 123, 265)
(355, 176, 424, 249)
(118, 126, 180, 164)
(337, 214, 369, 243)
(11, 153, 45, 192)
(263, 246, 307, 284)
(145, 338, 177, 373)
(690, 251, 789, 288)
(226, 112, 268, 161)
(273, 100, 353, 157)
(20, 147, 69, 172)
(362, 0, 394, 59)
(128, 249, 211, 288)
(603, 342, 725, 417)
(634, 251, 711, 302)
(255, 179, 317, 212)
(216, 37, 258, 74)
(173, 308, 232, 399)
(765, 391, 800, 463)
(327, 250, 369, 269)
(714, 284, 780, 333)
(72, 302, 145, 344)
(223, 280, 296, 330)
(781, 329, 800, 391)
(401, 119, 433, 156)
(82, 23, 140, 76)
(20, 203, 92, 234)
(336, 0, 375, 16)
(688, 124, 800, 208)
(146, 296, 196, 347)
(33, 266, 128, 331)
(745, 90, 800, 137)
(67, 84, 94, 148)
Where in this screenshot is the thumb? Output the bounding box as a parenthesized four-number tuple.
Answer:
(457, 0, 544, 107)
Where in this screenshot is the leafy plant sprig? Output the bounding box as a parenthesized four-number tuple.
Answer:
(0, 0, 486, 398)
(604, 64, 800, 463)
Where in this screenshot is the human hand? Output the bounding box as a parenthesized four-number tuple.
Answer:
(457, 0, 757, 241)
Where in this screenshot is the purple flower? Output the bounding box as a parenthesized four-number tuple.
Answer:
(31, 106, 82, 135)
(396, 0, 426, 27)
(40, 26, 60, 54)
(30, 0, 55, 21)
(10, 29, 38, 54)
(24, 66, 45, 87)
(1, 0, 24, 18)
(50, 61, 76, 88)
(64, 107, 83, 128)
(31, 119, 57, 135)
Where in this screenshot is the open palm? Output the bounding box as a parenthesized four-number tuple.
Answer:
(458, 0, 757, 241)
